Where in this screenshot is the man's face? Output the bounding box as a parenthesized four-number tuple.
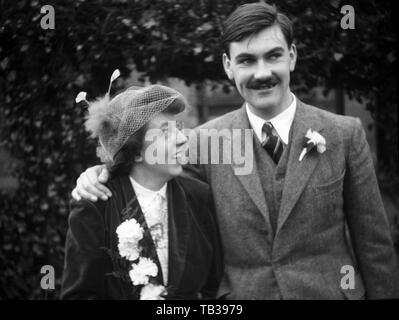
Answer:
(223, 24, 297, 119)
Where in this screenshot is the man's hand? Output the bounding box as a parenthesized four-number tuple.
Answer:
(71, 165, 112, 202)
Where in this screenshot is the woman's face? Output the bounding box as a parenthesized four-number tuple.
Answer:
(139, 112, 188, 179)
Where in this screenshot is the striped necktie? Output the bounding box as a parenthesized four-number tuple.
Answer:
(262, 122, 283, 164)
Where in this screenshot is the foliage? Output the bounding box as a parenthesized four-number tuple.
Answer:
(0, 0, 396, 298)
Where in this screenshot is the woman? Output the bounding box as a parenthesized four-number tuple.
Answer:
(61, 72, 223, 299)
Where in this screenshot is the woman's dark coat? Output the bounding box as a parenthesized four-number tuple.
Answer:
(61, 175, 223, 299)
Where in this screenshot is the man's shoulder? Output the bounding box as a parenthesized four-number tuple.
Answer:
(300, 101, 361, 132)
(196, 107, 243, 131)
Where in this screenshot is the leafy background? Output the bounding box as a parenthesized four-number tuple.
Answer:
(0, 0, 397, 299)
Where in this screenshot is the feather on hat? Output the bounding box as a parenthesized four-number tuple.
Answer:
(75, 69, 187, 164)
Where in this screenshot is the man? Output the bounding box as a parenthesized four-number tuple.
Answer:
(72, 3, 399, 299)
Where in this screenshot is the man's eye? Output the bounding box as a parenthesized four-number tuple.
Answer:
(269, 54, 282, 60)
(238, 58, 253, 65)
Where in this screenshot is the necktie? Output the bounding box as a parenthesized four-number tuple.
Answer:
(262, 122, 283, 164)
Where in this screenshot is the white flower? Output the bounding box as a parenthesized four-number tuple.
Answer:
(129, 257, 158, 285)
(75, 91, 87, 103)
(117, 241, 140, 261)
(305, 129, 326, 153)
(140, 283, 166, 300)
(116, 218, 144, 244)
(299, 129, 326, 161)
(116, 219, 144, 261)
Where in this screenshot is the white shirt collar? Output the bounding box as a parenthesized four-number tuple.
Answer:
(129, 176, 167, 208)
(246, 93, 297, 145)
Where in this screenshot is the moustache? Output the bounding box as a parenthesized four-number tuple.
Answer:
(247, 77, 279, 90)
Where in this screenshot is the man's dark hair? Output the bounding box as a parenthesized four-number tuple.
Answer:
(221, 2, 293, 56)
(108, 100, 183, 178)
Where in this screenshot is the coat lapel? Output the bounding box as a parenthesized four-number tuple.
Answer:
(230, 105, 273, 237)
(275, 100, 324, 237)
(118, 175, 165, 286)
(165, 178, 190, 297)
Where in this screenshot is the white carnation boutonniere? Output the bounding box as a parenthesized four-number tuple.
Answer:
(299, 129, 326, 161)
(115, 216, 166, 299)
(140, 283, 167, 300)
(116, 218, 144, 261)
(129, 257, 158, 285)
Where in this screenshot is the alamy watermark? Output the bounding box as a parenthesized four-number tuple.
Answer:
(143, 122, 254, 175)
(340, 5, 355, 30)
(40, 5, 55, 30)
(340, 265, 355, 290)
(38, 5, 355, 31)
(40, 265, 55, 290)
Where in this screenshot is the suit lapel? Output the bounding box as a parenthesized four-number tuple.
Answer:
(166, 178, 189, 297)
(230, 105, 273, 236)
(275, 100, 324, 237)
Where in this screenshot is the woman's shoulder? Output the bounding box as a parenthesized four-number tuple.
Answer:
(175, 175, 210, 198)
(68, 177, 123, 221)
(69, 197, 105, 219)
(67, 198, 107, 235)
(174, 176, 213, 219)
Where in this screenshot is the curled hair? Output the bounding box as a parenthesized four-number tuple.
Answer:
(107, 125, 147, 179)
(221, 2, 294, 56)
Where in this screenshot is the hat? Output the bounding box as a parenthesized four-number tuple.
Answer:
(76, 70, 187, 162)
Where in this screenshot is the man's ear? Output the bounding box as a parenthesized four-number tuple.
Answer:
(222, 53, 234, 81)
(289, 43, 297, 72)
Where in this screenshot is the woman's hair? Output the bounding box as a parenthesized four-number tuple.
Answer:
(107, 99, 183, 178)
(107, 125, 147, 178)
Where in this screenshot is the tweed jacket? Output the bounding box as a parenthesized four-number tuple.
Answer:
(183, 99, 399, 299)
